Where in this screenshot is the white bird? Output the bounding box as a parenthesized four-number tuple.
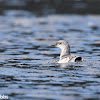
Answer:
(52, 40, 83, 63)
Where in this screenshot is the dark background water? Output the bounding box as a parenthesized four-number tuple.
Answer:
(0, 0, 100, 14)
(0, 0, 100, 100)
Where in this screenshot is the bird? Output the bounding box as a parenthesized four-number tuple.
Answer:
(52, 40, 83, 63)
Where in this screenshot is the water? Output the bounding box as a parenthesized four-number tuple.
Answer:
(0, 10, 100, 100)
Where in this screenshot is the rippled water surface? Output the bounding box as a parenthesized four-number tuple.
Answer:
(0, 10, 100, 100)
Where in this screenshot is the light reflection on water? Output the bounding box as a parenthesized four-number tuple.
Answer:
(0, 10, 100, 100)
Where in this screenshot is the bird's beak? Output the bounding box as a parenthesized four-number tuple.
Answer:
(51, 43, 57, 46)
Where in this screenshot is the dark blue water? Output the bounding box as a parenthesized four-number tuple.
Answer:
(0, 10, 100, 100)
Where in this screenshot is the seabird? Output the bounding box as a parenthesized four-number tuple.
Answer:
(52, 40, 83, 63)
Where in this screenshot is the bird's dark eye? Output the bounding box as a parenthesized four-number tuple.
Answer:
(59, 42, 62, 45)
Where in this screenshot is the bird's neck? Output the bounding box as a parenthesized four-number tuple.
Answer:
(60, 46, 70, 60)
